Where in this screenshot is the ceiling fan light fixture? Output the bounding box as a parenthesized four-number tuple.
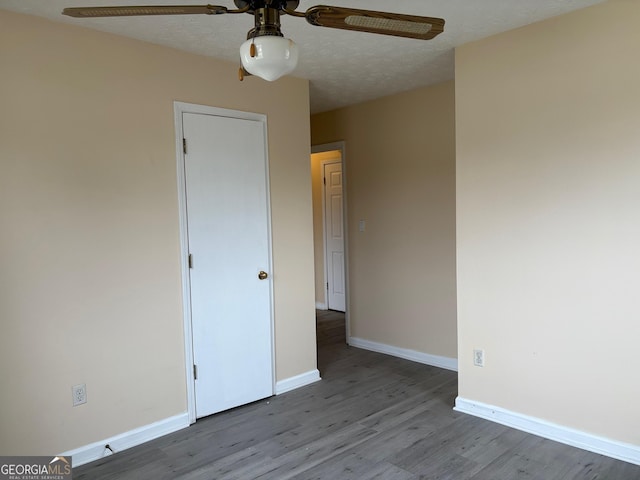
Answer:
(63, 2, 446, 83)
(240, 36, 299, 82)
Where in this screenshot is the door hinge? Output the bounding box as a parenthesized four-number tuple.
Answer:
(323, 176, 326, 185)
(183, 138, 187, 154)
(326, 282, 329, 290)
(193, 364, 198, 380)
(188, 253, 193, 269)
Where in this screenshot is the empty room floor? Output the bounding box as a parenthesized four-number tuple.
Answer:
(74, 311, 640, 479)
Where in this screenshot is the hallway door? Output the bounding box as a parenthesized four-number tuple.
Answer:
(324, 161, 346, 312)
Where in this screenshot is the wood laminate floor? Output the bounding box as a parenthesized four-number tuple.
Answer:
(75, 311, 640, 479)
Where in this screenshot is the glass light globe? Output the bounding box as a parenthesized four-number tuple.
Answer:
(240, 36, 299, 81)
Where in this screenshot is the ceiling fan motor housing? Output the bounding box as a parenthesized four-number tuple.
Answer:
(247, 7, 284, 39)
(239, 1, 301, 39)
(234, 0, 300, 12)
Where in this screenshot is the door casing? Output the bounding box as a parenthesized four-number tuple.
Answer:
(174, 101, 275, 424)
(311, 142, 350, 339)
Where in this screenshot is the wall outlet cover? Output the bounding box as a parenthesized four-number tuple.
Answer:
(72, 383, 87, 406)
(473, 349, 485, 367)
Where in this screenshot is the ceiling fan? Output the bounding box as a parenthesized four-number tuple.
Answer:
(62, 1, 445, 81)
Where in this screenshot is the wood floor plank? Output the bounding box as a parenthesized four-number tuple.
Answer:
(358, 381, 455, 432)
(290, 451, 417, 480)
(171, 447, 269, 480)
(221, 423, 379, 480)
(459, 424, 530, 465)
(73, 311, 640, 480)
(469, 438, 550, 480)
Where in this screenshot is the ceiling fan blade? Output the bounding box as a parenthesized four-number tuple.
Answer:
(62, 5, 229, 18)
(305, 5, 444, 40)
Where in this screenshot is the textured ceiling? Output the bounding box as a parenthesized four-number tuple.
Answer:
(0, 0, 606, 113)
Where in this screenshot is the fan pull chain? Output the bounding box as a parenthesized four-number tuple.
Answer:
(250, 40, 257, 58)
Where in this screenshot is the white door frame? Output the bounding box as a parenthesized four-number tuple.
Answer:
(311, 142, 350, 339)
(174, 101, 275, 424)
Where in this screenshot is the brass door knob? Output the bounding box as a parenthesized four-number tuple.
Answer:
(258, 271, 268, 280)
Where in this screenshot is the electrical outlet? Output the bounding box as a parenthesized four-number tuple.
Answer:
(473, 349, 485, 367)
(72, 384, 87, 406)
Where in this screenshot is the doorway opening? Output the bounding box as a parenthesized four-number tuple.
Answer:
(311, 142, 348, 344)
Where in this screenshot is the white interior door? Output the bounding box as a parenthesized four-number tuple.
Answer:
(324, 161, 346, 312)
(182, 111, 273, 418)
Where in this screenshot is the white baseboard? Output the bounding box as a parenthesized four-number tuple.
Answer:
(62, 369, 323, 468)
(315, 302, 328, 310)
(348, 337, 458, 372)
(61, 412, 190, 467)
(275, 369, 321, 394)
(454, 397, 640, 466)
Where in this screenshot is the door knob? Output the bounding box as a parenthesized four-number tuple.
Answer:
(258, 271, 268, 280)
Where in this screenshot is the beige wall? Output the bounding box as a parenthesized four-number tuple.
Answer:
(311, 81, 457, 359)
(456, 0, 640, 445)
(310, 150, 342, 307)
(0, 10, 316, 455)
